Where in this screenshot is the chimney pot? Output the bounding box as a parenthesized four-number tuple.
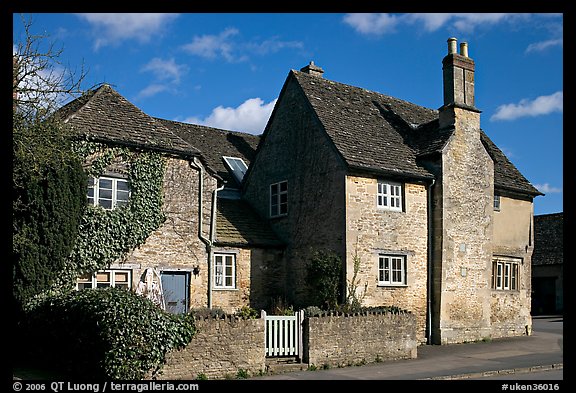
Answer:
(300, 61, 324, 78)
(447, 37, 458, 54)
(460, 42, 469, 57)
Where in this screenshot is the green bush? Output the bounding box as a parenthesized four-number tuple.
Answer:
(305, 250, 342, 310)
(24, 287, 195, 380)
(235, 305, 259, 319)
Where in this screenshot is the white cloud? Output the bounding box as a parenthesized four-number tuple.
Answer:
(181, 28, 241, 62)
(534, 183, 562, 194)
(343, 13, 537, 35)
(525, 38, 563, 53)
(135, 84, 170, 100)
(181, 28, 303, 62)
(76, 13, 179, 50)
(490, 91, 563, 121)
(184, 97, 277, 135)
(342, 13, 400, 35)
(141, 58, 188, 83)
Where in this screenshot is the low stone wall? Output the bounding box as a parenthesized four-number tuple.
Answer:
(304, 311, 418, 368)
(159, 311, 417, 379)
(159, 316, 265, 380)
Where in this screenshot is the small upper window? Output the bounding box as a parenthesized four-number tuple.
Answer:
(270, 181, 288, 217)
(223, 156, 248, 186)
(377, 180, 402, 212)
(494, 195, 501, 211)
(87, 176, 130, 210)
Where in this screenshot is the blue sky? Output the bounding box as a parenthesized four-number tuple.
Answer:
(12, 13, 563, 216)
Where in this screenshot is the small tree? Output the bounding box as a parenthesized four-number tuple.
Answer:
(12, 13, 88, 316)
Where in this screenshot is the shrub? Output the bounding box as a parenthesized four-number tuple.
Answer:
(24, 287, 195, 379)
(235, 305, 259, 319)
(305, 250, 342, 310)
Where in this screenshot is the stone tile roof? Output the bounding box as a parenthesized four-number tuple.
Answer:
(56, 84, 199, 157)
(291, 70, 542, 196)
(533, 213, 563, 266)
(154, 118, 260, 185)
(215, 198, 284, 248)
(292, 70, 437, 180)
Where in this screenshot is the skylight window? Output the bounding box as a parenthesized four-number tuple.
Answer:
(223, 156, 248, 186)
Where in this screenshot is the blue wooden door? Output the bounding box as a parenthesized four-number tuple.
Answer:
(161, 271, 190, 314)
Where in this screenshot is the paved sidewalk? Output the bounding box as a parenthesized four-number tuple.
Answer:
(250, 316, 563, 380)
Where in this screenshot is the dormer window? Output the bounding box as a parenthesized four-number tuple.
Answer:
(223, 156, 248, 186)
(87, 176, 130, 210)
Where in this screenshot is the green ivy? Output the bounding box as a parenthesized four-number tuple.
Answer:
(26, 140, 167, 305)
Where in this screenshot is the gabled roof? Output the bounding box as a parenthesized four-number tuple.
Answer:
(292, 70, 436, 180)
(533, 213, 563, 266)
(155, 118, 260, 186)
(215, 198, 284, 248)
(55, 84, 199, 157)
(290, 70, 542, 196)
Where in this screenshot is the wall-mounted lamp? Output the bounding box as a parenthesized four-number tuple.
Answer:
(193, 265, 200, 276)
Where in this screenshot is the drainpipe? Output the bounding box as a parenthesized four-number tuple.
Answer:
(189, 156, 226, 309)
(426, 178, 436, 345)
(189, 157, 212, 307)
(208, 182, 225, 309)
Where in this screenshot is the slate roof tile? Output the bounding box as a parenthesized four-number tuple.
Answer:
(154, 118, 260, 185)
(215, 198, 284, 248)
(292, 70, 542, 196)
(533, 213, 563, 266)
(56, 84, 198, 157)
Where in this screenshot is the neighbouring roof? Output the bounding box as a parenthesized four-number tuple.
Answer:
(215, 198, 284, 248)
(532, 213, 563, 266)
(155, 118, 260, 186)
(55, 84, 199, 157)
(290, 70, 542, 196)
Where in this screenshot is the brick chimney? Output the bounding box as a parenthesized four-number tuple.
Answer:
(439, 37, 481, 128)
(300, 61, 324, 78)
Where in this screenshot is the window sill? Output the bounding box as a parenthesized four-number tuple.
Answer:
(377, 284, 408, 288)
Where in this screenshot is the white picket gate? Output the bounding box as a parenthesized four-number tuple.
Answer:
(261, 310, 304, 357)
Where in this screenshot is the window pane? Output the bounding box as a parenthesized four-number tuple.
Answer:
(97, 272, 111, 282)
(116, 180, 129, 191)
(99, 179, 113, 189)
(280, 193, 287, 204)
(116, 190, 130, 202)
(99, 199, 112, 209)
(115, 272, 129, 283)
(271, 184, 278, 195)
(280, 181, 288, 192)
(99, 189, 113, 199)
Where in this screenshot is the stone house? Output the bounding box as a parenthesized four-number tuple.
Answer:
(242, 37, 543, 344)
(56, 84, 283, 315)
(531, 212, 563, 315)
(56, 36, 542, 346)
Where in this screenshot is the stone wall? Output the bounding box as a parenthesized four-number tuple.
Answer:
(160, 316, 266, 380)
(345, 176, 429, 343)
(124, 157, 215, 295)
(159, 311, 417, 380)
(242, 77, 347, 307)
(304, 311, 417, 368)
(434, 107, 495, 344)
